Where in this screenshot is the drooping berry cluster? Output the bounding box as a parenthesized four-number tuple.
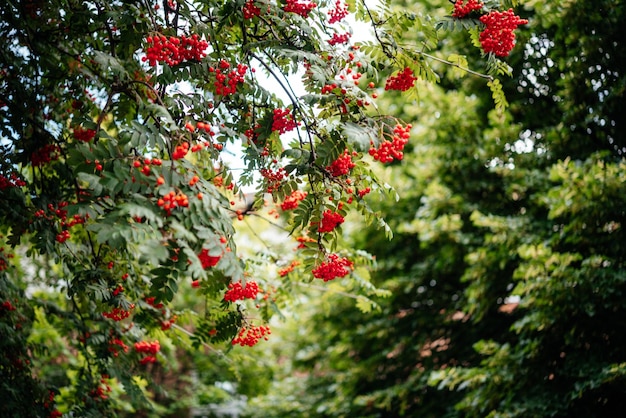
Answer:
(328, 0, 349, 24)
(278, 260, 300, 276)
(31, 144, 60, 167)
(284, 0, 317, 18)
(327, 149, 356, 177)
(384, 67, 418, 92)
(312, 253, 354, 281)
(243, 0, 262, 18)
(143, 34, 208, 66)
(271, 108, 299, 134)
(224, 280, 260, 302)
(369, 123, 411, 163)
(73, 126, 96, 142)
(317, 209, 345, 233)
(102, 305, 134, 321)
(232, 324, 271, 347)
(280, 189, 308, 211)
(157, 190, 189, 216)
(479, 9, 528, 57)
(210, 60, 248, 96)
(108, 338, 129, 357)
(0, 173, 26, 190)
(198, 248, 221, 269)
(133, 156, 162, 176)
(260, 166, 287, 193)
(328, 32, 352, 46)
(134, 340, 160, 364)
(452, 0, 484, 18)
(172, 142, 190, 160)
(34, 201, 88, 243)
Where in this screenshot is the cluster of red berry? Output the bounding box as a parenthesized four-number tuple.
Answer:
(452, 0, 483, 18)
(224, 280, 260, 302)
(281, 189, 308, 211)
(0, 173, 26, 190)
(142, 34, 208, 67)
(384, 67, 417, 92)
(271, 108, 299, 134)
(1, 300, 16, 311)
(102, 305, 134, 321)
(31, 144, 60, 167)
(284, 0, 317, 18)
(312, 253, 354, 281)
(278, 260, 300, 277)
(90, 376, 112, 401)
(327, 149, 356, 177)
(0, 247, 14, 272)
(134, 340, 160, 364)
(328, 32, 352, 46)
(35, 201, 87, 243)
(73, 125, 96, 142)
(260, 166, 287, 193)
(479, 9, 528, 57)
(198, 248, 221, 269)
(328, 0, 349, 24)
(172, 142, 190, 160)
(157, 190, 189, 216)
(369, 123, 411, 163)
(132, 157, 162, 177)
(243, 0, 262, 19)
(108, 338, 129, 357)
(210, 60, 248, 96)
(317, 209, 345, 233)
(232, 324, 271, 347)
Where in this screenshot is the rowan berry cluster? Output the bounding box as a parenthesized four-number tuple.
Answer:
(0, 248, 14, 272)
(0, 173, 26, 190)
(327, 149, 356, 177)
(134, 340, 160, 364)
(224, 280, 260, 302)
(243, 0, 261, 19)
(479, 9, 528, 57)
(272, 108, 299, 134)
(108, 338, 129, 357)
(260, 166, 287, 193)
(328, 1, 349, 24)
(278, 260, 300, 276)
(284, 0, 317, 18)
(369, 123, 411, 163)
(232, 324, 271, 347)
(73, 125, 96, 142)
(90, 377, 112, 400)
(281, 189, 308, 211)
(1, 300, 16, 311)
(133, 156, 162, 176)
(31, 144, 60, 167)
(34, 201, 87, 243)
(157, 190, 189, 216)
(328, 32, 352, 46)
(102, 305, 134, 321)
(452, 0, 483, 18)
(143, 34, 208, 66)
(210, 60, 248, 96)
(357, 186, 371, 198)
(198, 248, 221, 269)
(172, 142, 190, 160)
(317, 209, 345, 233)
(312, 253, 354, 281)
(384, 67, 417, 91)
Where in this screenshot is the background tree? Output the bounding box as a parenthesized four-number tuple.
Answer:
(245, 0, 626, 417)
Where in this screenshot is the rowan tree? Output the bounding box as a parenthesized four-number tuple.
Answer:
(0, 0, 527, 415)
